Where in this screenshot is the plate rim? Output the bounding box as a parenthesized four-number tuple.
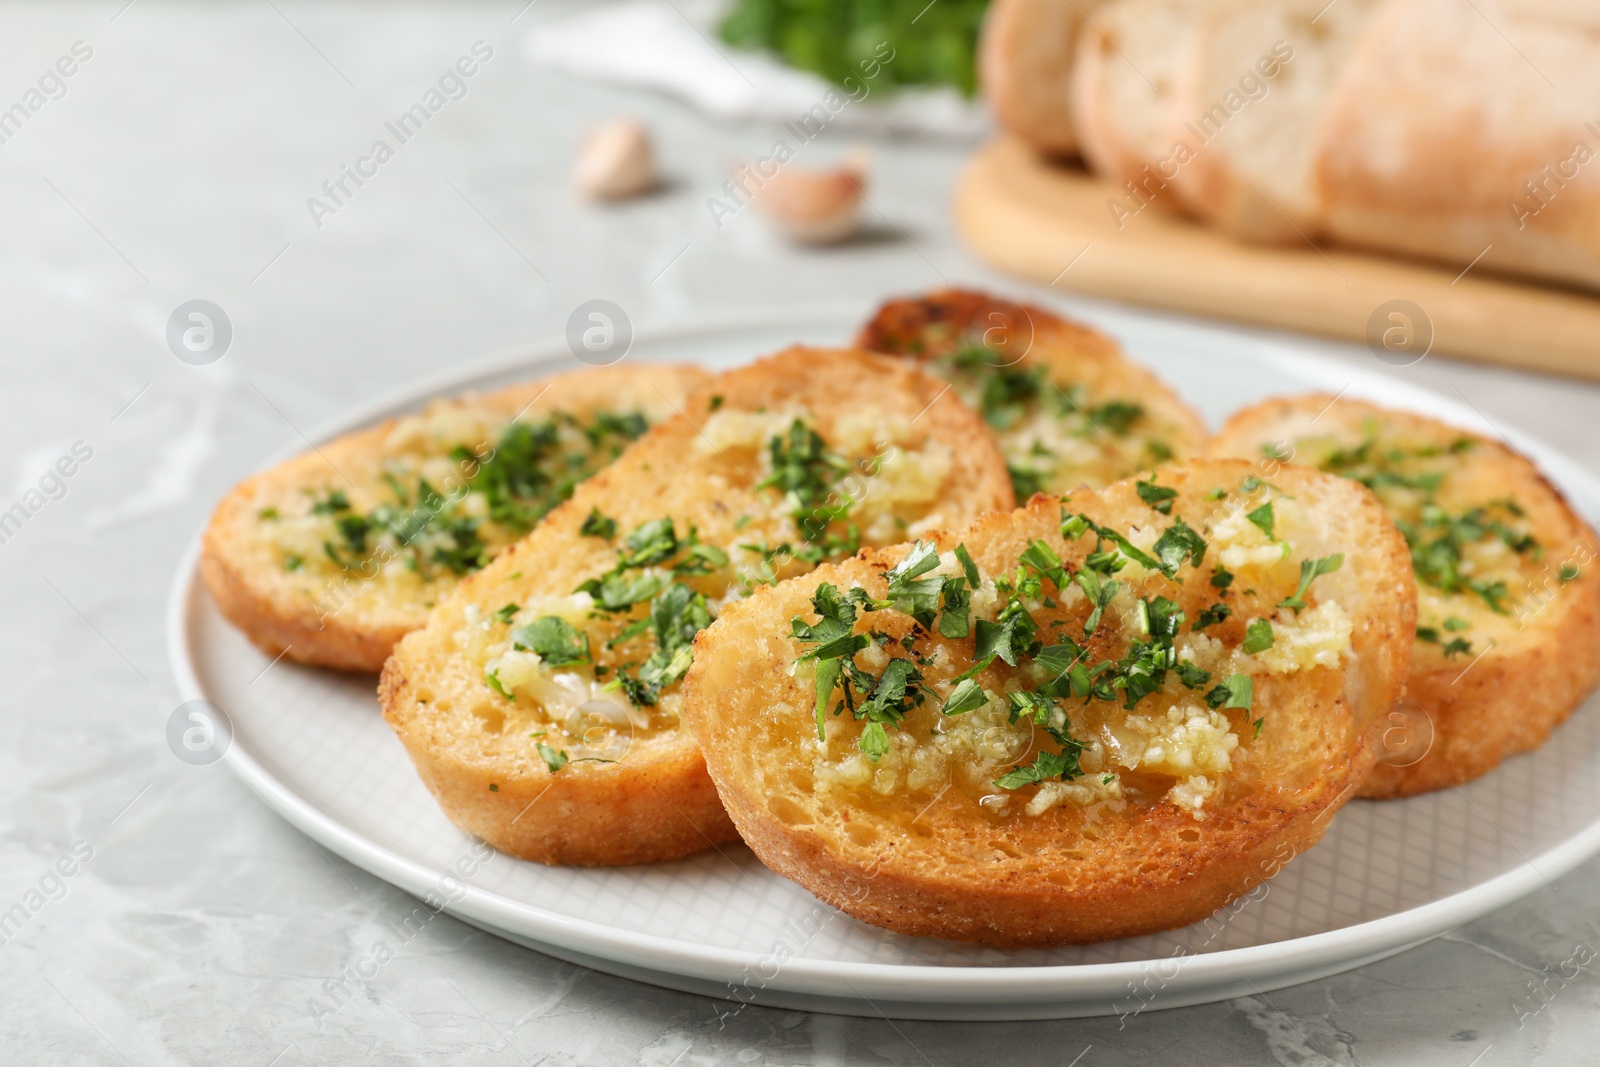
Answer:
(167, 304, 1600, 1009)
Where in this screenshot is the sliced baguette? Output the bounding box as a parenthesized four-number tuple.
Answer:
(379, 348, 1014, 866)
(1210, 395, 1600, 797)
(683, 460, 1413, 945)
(979, 0, 1112, 157)
(1313, 0, 1600, 291)
(856, 288, 1208, 499)
(1167, 0, 1376, 243)
(201, 364, 709, 672)
(1070, 0, 1216, 214)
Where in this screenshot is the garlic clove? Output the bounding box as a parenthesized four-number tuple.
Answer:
(575, 118, 656, 201)
(748, 157, 866, 245)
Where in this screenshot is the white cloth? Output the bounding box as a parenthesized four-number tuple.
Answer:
(523, 0, 988, 139)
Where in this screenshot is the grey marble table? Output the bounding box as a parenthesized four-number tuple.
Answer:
(3, 1, 1600, 1063)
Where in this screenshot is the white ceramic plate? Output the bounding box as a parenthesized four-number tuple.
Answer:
(168, 305, 1600, 1020)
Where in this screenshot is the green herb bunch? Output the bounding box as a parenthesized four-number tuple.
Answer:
(720, 0, 989, 97)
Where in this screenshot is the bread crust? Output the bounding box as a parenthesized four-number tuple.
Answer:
(856, 287, 1208, 489)
(380, 348, 1015, 866)
(682, 461, 1415, 944)
(979, 0, 1109, 157)
(1313, 0, 1600, 291)
(200, 365, 709, 673)
(1210, 394, 1600, 797)
(1070, 0, 1208, 216)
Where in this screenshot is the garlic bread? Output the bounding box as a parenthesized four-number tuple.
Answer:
(682, 460, 1413, 945)
(379, 348, 1015, 866)
(202, 365, 709, 672)
(857, 289, 1207, 500)
(1211, 395, 1600, 797)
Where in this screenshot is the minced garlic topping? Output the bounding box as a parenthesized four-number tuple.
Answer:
(453, 406, 973, 773)
(796, 483, 1354, 820)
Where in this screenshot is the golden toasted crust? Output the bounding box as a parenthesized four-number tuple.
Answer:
(856, 288, 1208, 489)
(682, 460, 1415, 945)
(1210, 394, 1600, 797)
(200, 365, 709, 672)
(380, 348, 1015, 866)
(379, 650, 733, 866)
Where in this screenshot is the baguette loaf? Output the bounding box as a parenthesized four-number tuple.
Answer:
(979, 0, 1112, 157)
(202, 364, 708, 672)
(1210, 395, 1600, 797)
(1313, 0, 1600, 291)
(683, 460, 1414, 945)
(856, 288, 1207, 500)
(1168, 0, 1376, 242)
(380, 348, 1014, 865)
(1070, 0, 1214, 213)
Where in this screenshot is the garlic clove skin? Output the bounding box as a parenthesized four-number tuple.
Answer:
(749, 160, 866, 245)
(576, 118, 656, 201)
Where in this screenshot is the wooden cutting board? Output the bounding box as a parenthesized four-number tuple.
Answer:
(954, 136, 1600, 382)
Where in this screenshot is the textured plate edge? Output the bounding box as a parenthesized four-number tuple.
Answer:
(450, 909, 1432, 1020)
(163, 308, 1600, 1018)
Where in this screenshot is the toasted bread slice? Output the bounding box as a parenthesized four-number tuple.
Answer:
(379, 349, 1014, 866)
(683, 460, 1413, 945)
(1210, 395, 1600, 797)
(856, 288, 1207, 500)
(1070, 0, 1214, 212)
(201, 365, 709, 673)
(978, 0, 1112, 157)
(1166, 0, 1376, 243)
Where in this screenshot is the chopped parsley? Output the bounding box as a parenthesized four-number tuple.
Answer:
(965, 358, 1044, 431)
(579, 508, 618, 539)
(1300, 431, 1538, 616)
(884, 540, 946, 627)
(1074, 569, 1121, 637)
(1246, 501, 1276, 540)
(1241, 618, 1275, 655)
(512, 616, 590, 666)
(784, 503, 1327, 804)
(1087, 401, 1144, 436)
(1193, 602, 1231, 631)
(1279, 555, 1343, 613)
(1206, 674, 1254, 711)
(1152, 520, 1208, 578)
(1401, 504, 1532, 613)
(297, 410, 648, 583)
(452, 411, 648, 538)
(310, 489, 351, 515)
(1136, 478, 1177, 515)
(537, 743, 570, 773)
(758, 418, 853, 544)
(994, 748, 1082, 790)
(790, 582, 928, 758)
(554, 517, 723, 706)
(993, 691, 1087, 790)
(939, 677, 989, 716)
